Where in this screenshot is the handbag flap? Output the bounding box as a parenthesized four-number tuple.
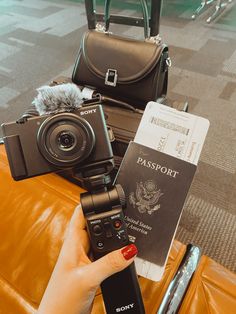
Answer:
(81, 31, 164, 84)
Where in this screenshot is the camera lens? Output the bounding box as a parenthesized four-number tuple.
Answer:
(57, 131, 76, 150)
(37, 113, 95, 167)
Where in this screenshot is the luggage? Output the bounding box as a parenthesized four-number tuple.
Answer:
(103, 104, 143, 170)
(72, 0, 170, 110)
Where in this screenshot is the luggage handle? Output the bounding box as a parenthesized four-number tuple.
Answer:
(84, 0, 163, 37)
(104, 0, 150, 38)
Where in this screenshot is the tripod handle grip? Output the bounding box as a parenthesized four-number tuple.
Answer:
(101, 263, 145, 314)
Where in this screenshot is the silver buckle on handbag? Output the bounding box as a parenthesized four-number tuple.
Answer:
(105, 69, 118, 87)
(166, 57, 172, 67)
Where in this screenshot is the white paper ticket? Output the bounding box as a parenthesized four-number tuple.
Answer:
(134, 101, 210, 165)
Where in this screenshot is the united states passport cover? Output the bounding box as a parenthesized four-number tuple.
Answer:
(115, 142, 196, 277)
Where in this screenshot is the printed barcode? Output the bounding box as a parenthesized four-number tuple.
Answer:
(150, 117, 189, 135)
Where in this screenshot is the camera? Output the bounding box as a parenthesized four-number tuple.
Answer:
(1, 104, 113, 181)
(2, 99, 145, 313)
(2, 98, 145, 313)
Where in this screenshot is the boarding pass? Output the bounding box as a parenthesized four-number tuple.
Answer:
(134, 101, 210, 165)
(133, 101, 209, 281)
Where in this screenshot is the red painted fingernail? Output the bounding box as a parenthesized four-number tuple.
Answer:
(121, 244, 138, 260)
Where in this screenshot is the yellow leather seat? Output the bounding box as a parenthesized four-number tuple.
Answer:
(179, 256, 236, 314)
(0, 144, 236, 313)
(0, 144, 186, 313)
(0, 144, 83, 313)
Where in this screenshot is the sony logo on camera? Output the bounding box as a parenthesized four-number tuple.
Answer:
(80, 108, 97, 116)
(116, 303, 135, 312)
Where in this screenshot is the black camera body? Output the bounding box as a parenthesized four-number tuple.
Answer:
(1, 104, 113, 181)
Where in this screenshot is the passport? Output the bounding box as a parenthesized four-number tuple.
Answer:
(115, 141, 196, 281)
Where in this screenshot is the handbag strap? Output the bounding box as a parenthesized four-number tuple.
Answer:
(104, 0, 150, 39)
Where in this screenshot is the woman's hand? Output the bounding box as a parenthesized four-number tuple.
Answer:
(37, 205, 138, 314)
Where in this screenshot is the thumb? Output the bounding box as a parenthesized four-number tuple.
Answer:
(87, 244, 138, 285)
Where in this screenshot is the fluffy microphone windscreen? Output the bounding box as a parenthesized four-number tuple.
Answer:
(32, 83, 83, 115)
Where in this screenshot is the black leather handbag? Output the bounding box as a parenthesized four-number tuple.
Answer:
(72, 0, 170, 109)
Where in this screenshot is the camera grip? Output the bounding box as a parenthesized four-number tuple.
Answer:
(3, 135, 27, 180)
(84, 207, 145, 313)
(101, 263, 145, 314)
